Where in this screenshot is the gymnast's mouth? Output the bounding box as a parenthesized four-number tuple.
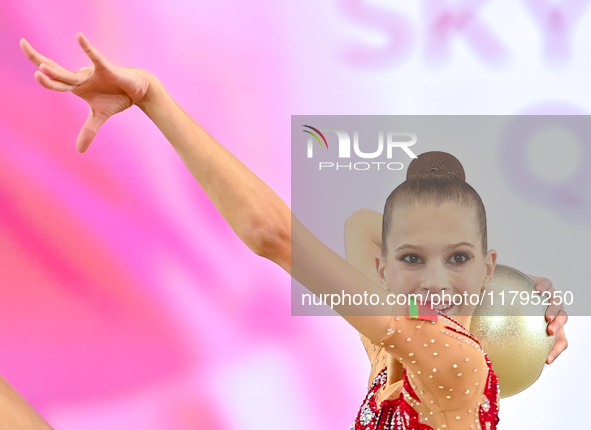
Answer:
(437, 304, 455, 314)
(426, 302, 455, 314)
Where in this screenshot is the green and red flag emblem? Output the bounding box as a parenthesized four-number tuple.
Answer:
(407, 296, 438, 321)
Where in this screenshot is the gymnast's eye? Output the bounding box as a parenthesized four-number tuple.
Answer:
(400, 254, 423, 264)
(449, 253, 470, 264)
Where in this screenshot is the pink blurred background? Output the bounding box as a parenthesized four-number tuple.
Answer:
(1, 0, 590, 428)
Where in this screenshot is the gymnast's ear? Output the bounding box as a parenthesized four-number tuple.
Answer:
(483, 249, 497, 284)
(376, 253, 390, 291)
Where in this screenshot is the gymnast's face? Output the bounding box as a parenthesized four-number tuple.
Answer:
(377, 202, 496, 319)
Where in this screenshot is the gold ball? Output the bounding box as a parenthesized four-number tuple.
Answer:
(470, 265, 556, 398)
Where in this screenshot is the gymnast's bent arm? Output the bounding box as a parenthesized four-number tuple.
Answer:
(344, 208, 569, 364)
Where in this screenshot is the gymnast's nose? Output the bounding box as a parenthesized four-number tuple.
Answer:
(420, 262, 450, 296)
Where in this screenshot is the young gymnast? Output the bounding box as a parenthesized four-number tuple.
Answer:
(9, 33, 568, 429)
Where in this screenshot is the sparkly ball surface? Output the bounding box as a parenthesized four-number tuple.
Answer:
(470, 265, 556, 398)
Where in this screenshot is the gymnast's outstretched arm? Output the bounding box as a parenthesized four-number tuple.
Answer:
(21, 33, 510, 419)
(20, 33, 290, 271)
(20, 33, 407, 341)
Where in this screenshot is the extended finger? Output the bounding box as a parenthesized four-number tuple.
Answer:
(547, 327, 567, 364)
(34, 70, 75, 92)
(21, 38, 84, 86)
(76, 110, 109, 153)
(39, 63, 88, 86)
(76, 32, 108, 69)
(20, 38, 59, 68)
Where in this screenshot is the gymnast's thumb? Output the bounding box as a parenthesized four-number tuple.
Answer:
(77, 110, 108, 153)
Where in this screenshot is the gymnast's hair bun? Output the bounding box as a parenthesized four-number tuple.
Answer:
(406, 151, 466, 182)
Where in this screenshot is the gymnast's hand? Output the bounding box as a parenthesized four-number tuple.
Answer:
(20, 32, 153, 153)
(529, 275, 568, 365)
